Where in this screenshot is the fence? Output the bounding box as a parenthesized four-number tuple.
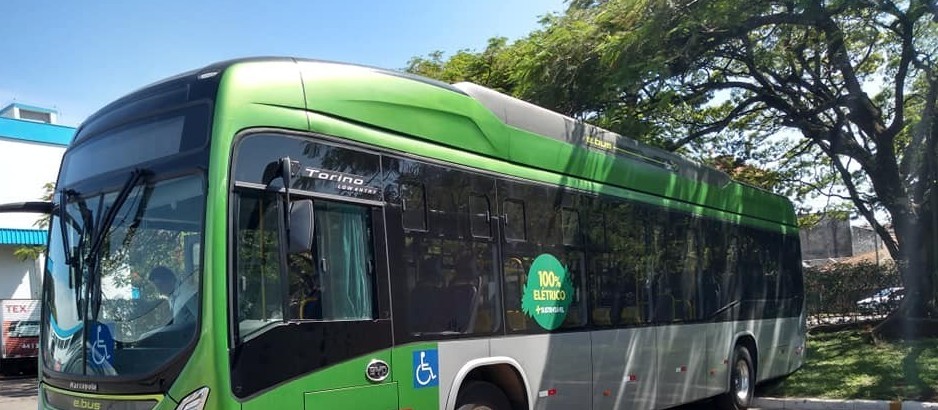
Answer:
(804, 261, 902, 328)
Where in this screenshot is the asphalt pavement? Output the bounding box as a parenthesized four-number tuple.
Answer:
(6, 373, 937, 410)
(0, 376, 36, 410)
(0, 378, 749, 410)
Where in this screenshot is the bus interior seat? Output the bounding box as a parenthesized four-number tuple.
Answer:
(506, 310, 526, 330)
(619, 307, 641, 324)
(655, 295, 674, 322)
(473, 309, 492, 333)
(443, 277, 480, 333)
(592, 307, 612, 326)
(409, 280, 442, 333)
(562, 306, 581, 326)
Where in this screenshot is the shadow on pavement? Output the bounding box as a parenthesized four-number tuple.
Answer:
(0, 377, 38, 399)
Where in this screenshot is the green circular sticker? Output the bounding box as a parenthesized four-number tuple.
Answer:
(521, 254, 574, 330)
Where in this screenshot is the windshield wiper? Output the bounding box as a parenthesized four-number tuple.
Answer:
(86, 169, 148, 265)
(59, 191, 78, 289)
(60, 189, 95, 317)
(85, 169, 150, 323)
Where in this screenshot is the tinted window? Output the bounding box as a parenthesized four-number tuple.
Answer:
(288, 201, 376, 321)
(235, 134, 383, 201)
(503, 199, 527, 241)
(561, 208, 581, 246)
(699, 218, 728, 318)
(402, 182, 428, 231)
(586, 203, 606, 248)
(401, 238, 501, 336)
(63, 104, 210, 185)
(591, 200, 650, 327)
(469, 194, 492, 238)
(235, 191, 285, 339)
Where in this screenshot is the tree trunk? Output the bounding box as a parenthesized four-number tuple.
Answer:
(872, 211, 938, 340)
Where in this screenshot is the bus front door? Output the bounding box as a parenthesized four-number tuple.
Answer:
(232, 198, 396, 409)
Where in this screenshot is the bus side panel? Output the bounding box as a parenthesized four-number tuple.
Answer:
(591, 327, 657, 410)
(303, 383, 398, 409)
(707, 320, 735, 396)
(753, 316, 800, 381)
(437, 339, 491, 409)
(730, 316, 799, 384)
(491, 333, 592, 410)
(654, 323, 713, 408)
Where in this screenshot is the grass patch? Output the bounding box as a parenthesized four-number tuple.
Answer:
(760, 330, 938, 401)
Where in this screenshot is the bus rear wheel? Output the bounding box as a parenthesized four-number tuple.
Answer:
(456, 381, 511, 410)
(718, 345, 755, 410)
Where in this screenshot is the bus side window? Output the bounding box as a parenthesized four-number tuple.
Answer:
(234, 192, 285, 338)
(503, 257, 527, 331)
(403, 239, 500, 336)
(401, 182, 428, 231)
(469, 194, 491, 238)
(700, 219, 728, 319)
(595, 201, 648, 327)
(288, 200, 376, 322)
(503, 199, 527, 241)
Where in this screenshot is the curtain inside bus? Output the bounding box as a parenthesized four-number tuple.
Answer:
(315, 202, 373, 320)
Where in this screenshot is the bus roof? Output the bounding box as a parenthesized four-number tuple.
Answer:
(87, 57, 798, 228)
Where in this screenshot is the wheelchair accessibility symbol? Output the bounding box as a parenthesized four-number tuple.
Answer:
(412, 349, 439, 388)
(88, 323, 114, 367)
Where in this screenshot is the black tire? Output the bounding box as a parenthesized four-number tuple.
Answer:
(455, 381, 511, 410)
(718, 345, 756, 410)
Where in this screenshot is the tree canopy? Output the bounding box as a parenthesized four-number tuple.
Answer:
(407, 0, 938, 328)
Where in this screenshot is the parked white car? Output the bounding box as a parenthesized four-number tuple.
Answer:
(856, 287, 904, 314)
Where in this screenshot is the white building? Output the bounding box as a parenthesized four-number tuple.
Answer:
(0, 103, 74, 300)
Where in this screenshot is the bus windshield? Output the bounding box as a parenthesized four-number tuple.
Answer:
(44, 173, 204, 376)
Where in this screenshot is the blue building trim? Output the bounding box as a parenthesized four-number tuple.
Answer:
(0, 228, 47, 245)
(0, 117, 74, 146)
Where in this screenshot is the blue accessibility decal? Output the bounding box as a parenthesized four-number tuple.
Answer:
(87, 323, 114, 368)
(412, 349, 439, 389)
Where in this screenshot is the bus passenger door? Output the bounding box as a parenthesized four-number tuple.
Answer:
(231, 193, 396, 409)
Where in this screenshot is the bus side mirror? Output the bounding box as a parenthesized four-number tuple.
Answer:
(288, 200, 314, 254)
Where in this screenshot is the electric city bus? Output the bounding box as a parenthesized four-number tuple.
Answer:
(0, 58, 805, 410)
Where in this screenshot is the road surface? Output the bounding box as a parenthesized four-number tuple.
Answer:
(0, 377, 36, 410)
(0, 376, 777, 410)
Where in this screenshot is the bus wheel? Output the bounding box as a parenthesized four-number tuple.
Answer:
(456, 381, 511, 410)
(719, 345, 755, 410)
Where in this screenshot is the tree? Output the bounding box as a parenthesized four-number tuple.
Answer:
(408, 0, 938, 337)
(13, 182, 55, 261)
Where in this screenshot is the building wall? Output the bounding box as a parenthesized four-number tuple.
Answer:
(0, 112, 73, 302)
(0, 246, 41, 299)
(0, 138, 65, 229)
(851, 226, 880, 256)
(799, 217, 853, 261)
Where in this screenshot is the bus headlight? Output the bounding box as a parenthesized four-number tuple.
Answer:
(175, 387, 209, 410)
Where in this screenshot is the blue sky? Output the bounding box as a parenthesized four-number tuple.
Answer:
(0, 0, 565, 126)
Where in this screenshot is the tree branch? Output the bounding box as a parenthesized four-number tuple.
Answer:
(665, 97, 767, 151)
(817, 141, 901, 258)
(882, 1, 918, 141)
(807, 0, 889, 141)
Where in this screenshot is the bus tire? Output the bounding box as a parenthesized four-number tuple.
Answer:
(719, 345, 755, 410)
(455, 381, 511, 410)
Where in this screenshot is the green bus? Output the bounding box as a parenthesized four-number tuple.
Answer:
(1, 58, 805, 410)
